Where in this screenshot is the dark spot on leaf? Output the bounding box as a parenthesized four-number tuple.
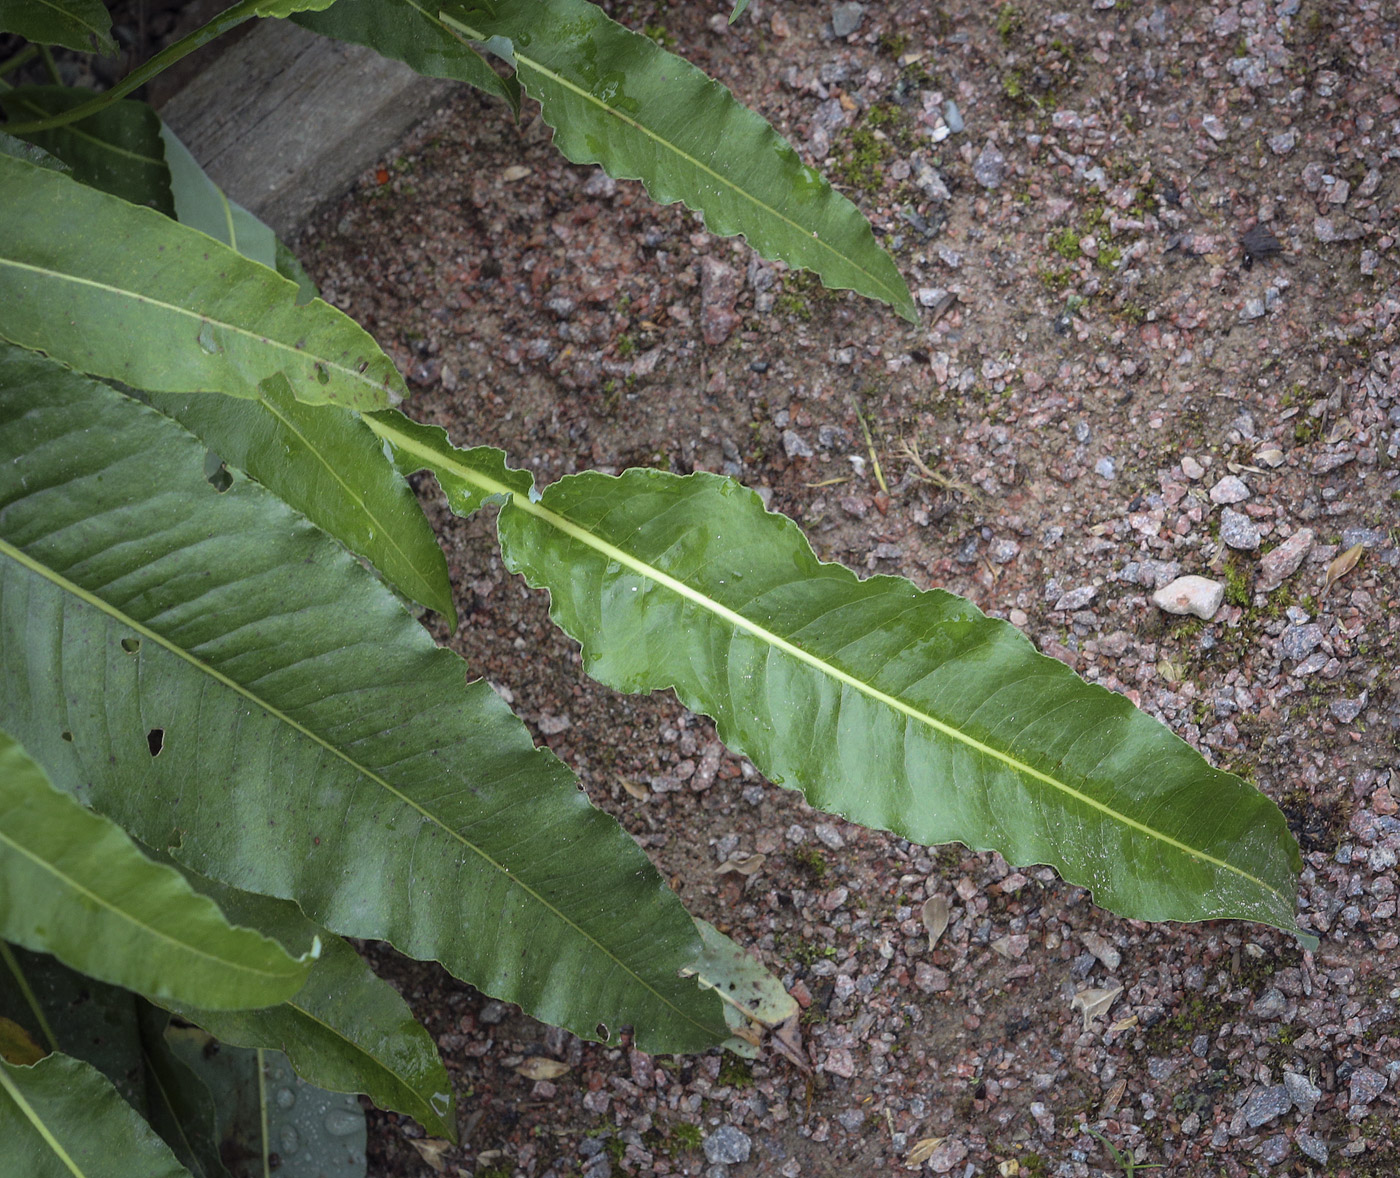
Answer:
(596, 1023, 609, 1041)
(121, 638, 141, 654)
(61, 731, 73, 742)
(205, 448, 233, 492)
(315, 364, 330, 385)
(357, 359, 369, 374)
(147, 728, 165, 757)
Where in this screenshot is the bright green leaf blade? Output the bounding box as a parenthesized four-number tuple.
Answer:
(148, 378, 456, 627)
(728, 0, 751, 24)
(0, 0, 115, 54)
(159, 124, 276, 266)
(441, 0, 917, 321)
(0, 153, 406, 411)
(293, 0, 522, 115)
(0, 1053, 192, 1178)
(368, 423, 1305, 935)
(1, 86, 173, 214)
(137, 1006, 232, 1178)
(0, 347, 728, 1054)
(164, 870, 456, 1141)
(0, 729, 316, 1010)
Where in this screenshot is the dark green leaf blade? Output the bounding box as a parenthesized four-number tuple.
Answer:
(137, 1006, 232, 1178)
(441, 0, 917, 321)
(0, 0, 115, 54)
(293, 0, 522, 114)
(165, 870, 456, 1140)
(367, 421, 1305, 936)
(1, 85, 173, 213)
(159, 124, 275, 265)
(0, 130, 71, 172)
(0, 153, 406, 410)
(0, 346, 728, 1054)
(0, 1053, 192, 1178)
(0, 729, 316, 1010)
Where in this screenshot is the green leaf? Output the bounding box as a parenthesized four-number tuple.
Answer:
(137, 1006, 232, 1178)
(728, 0, 751, 24)
(274, 240, 319, 305)
(440, 0, 916, 321)
(0, 1052, 192, 1178)
(164, 870, 456, 1141)
(159, 124, 275, 266)
(682, 918, 796, 1057)
(0, 0, 115, 54)
(0, 130, 71, 172)
(0, 153, 406, 411)
(367, 421, 1306, 937)
(293, 0, 522, 115)
(0, 728, 317, 1010)
(1, 86, 173, 213)
(0, 346, 729, 1054)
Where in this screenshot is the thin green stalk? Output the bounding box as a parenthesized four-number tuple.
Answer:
(0, 45, 39, 79)
(37, 45, 62, 85)
(257, 1048, 271, 1178)
(0, 0, 263, 134)
(0, 942, 59, 1053)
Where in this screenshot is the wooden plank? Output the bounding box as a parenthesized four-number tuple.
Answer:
(158, 19, 454, 236)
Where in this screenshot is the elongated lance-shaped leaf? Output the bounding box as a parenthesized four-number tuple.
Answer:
(137, 1006, 232, 1178)
(293, 0, 521, 114)
(0, 346, 728, 1053)
(0, 153, 405, 410)
(0, 1052, 193, 1178)
(365, 415, 1307, 937)
(0, 728, 317, 1010)
(439, 0, 917, 322)
(162, 867, 456, 1141)
(159, 123, 275, 266)
(0, 0, 115, 53)
(1, 85, 173, 213)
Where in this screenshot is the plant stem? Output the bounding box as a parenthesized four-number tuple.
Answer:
(0, 0, 264, 134)
(0, 45, 39, 79)
(0, 942, 60, 1053)
(38, 45, 62, 85)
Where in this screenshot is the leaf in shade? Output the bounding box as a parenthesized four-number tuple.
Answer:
(163, 869, 456, 1141)
(1, 86, 172, 213)
(365, 413, 1307, 938)
(0, 348, 728, 1055)
(292, 0, 521, 114)
(0, 154, 406, 410)
(728, 0, 752, 24)
(0, 1052, 192, 1178)
(439, 0, 917, 321)
(0, 729, 317, 1011)
(0, 0, 115, 54)
(137, 1006, 232, 1178)
(159, 124, 275, 265)
(0, 130, 71, 171)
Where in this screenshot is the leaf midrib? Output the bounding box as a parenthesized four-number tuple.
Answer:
(0, 1061, 88, 1178)
(438, 10, 912, 314)
(0, 535, 722, 1041)
(0, 819, 305, 988)
(370, 416, 1286, 906)
(5, 93, 162, 168)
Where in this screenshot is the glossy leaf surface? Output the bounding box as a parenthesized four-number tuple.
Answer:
(369, 417, 1305, 936)
(0, 1052, 192, 1178)
(0, 348, 728, 1054)
(1, 85, 173, 213)
(0, 154, 405, 410)
(0, 729, 316, 1010)
(0, 0, 115, 53)
(293, 0, 521, 113)
(167, 871, 456, 1140)
(440, 0, 917, 321)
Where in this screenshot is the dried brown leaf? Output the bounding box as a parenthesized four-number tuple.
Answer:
(905, 1137, 946, 1167)
(0, 1016, 45, 1066)
(408, 1138, 453, 1172)
(715, 853, 766, 876)
(1070, 985, 1122, 1032)
(769, 1012, 810, 1072)
(514, 1056, 570, 1080)
(619, 778, 650, 801)
(921, 895, 950, 951)
(1102, 1076, 1128, 1113)
(1324, 542, 1364, 594)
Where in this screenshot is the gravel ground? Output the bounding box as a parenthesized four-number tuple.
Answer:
(294, 1, 1399, 1175)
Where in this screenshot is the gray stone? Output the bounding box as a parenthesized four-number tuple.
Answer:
(1243, 1084, 1292, 1128)
(1296, 1132, 1329, 1164)
(699, 257, 741, 346)
(830, 2, 865, 36)
(813, 822, 846, 850)
(1053, 585, 1098, 612)
(1280, 623, 1324, 661)
(989, 538, 1021, 563)
(1210, 475, 1250, 504)
(1260, 1135, 1291, 1165)
(1330, 696, 1366, 723)
(1268, 130, 1297, 154)
(1181, 455, 1205, 480)
(1241, 298, 1266, 321)
(782, 430, 814, 459)
(1151, 575, 1224, 620)
(478, 1000, 510, 1025)
(1095, 456, 1117, 479)
(1219, 507, 1261, 550)
(973, 141, 1007, 189)
(703, 1125, 752, 1166)
(1284, 1070, 1322, 1113)
(1349, 1067, 1388, 1108)
(1258, 528, 1314, 591)
(1252, 987, 1287, 1019)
